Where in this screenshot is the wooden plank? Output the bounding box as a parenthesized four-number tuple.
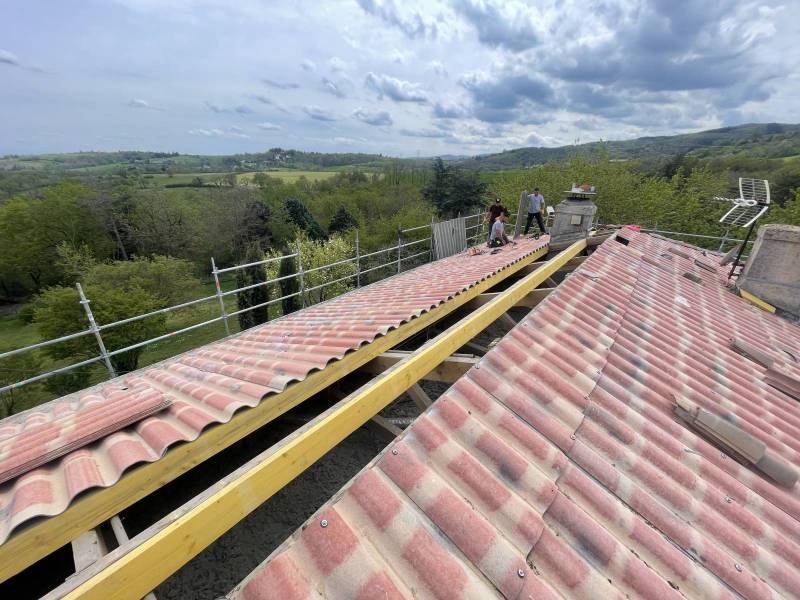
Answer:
(406, 383, 432, 412)
(465, 287, 554, 310)
(50, 239, 587, 600)
(740, 288, 776, 313)
(516, 255, 586, 276)
(497, 313, 518, 330)
(367, 415, 404, 441)
(70, 530, 107, 574)
(462, 340, 490, 355)
(0, 242, 550, 583)
(360, 352, 477, 383)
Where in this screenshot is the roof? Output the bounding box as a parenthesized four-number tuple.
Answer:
(228, 230, 800, 600)
(0, 237, 549, 546)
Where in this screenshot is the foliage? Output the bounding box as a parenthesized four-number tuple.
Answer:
(296, 235, 357, 305)
(422, 158, 487, 217)
(482, 155, 734, 242)
(328, 206, 359, 235)
(0, 182, 113, 295)
(285, 197, 327, 240)
(278, 254, 300, 316)
(32, 284, 167, 389)
(0, 352, 44, 418)
(84, 255, 202, 305)
(235, 243, 270, 331)
(55, 242, 97, 284)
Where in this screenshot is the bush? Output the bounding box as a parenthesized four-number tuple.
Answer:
(85, 255, 202, 305)
(33, 285, 167, 379)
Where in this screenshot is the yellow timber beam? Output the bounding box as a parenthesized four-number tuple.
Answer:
(0, 243, 550, 583)
(48, 239, 587, 600)
(739, 288, 776, 313)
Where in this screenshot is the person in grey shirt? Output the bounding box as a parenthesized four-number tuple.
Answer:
(524, 187, 547, 235)
(489, 210, 513, 247)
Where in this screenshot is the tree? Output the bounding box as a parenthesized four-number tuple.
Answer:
(0, 353, 44, 418)
(295, 235, 356, 305)
(84, 255, 202, 305)
(0, 182, 113, 294)
(328, 206, 358, 235)
(285, 197, 327, 240)
(277, 254, 300, 316)
(33, 285, 167, 390)
(235, 243, 270, 331)
(422, 158, 487, 217)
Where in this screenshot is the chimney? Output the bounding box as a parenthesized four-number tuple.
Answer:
(549, 183, 598, 252)
(738, 224, 800, 316)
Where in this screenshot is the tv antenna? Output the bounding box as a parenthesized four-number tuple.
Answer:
(714, 178, 770, 280)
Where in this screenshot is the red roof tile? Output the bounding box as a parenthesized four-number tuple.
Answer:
(229, 231, 800, 600)
(0, 239, 548, 546)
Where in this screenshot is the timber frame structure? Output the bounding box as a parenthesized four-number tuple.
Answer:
(3, 239, 590, 597)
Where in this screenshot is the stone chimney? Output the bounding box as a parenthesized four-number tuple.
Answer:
(549, 183, 598, 252)
(738, 224, 800, 315)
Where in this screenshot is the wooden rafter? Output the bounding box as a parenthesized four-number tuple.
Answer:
(48, 239, 587, 600)
(1, 243, 550, 583)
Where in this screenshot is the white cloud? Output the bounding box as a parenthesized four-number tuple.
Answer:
(188, 127, 249, 139)
(1, 0, 796, 156)
(257, 121, 281, 131)
(365, 72, 429, 103)
(0, 49, 20, 66)
(353, 107, 393, 126)
(303, 105, 337, 121)
(328, 57, 349, 73)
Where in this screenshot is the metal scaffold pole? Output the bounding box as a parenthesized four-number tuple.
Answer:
(355, 230, 361, 288)
(76, 283, 116, 379)
(297, 241, 306, 307)
(397, 228, 402, 274)
(211, 257, 231, 336)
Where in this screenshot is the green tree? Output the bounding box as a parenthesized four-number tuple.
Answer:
(422, 158, 487, 217)
(296, 235, 356, 305)
(277, 254, 300, 316)
(285, 197, 327, 240)
(0, 353, 44, 418)
(33, 285, 167, 390)
(235, 243, 270, 331)
(0, 182, 113, 294)
(328, 206, 359, 235)
(84, 256, 202, 305)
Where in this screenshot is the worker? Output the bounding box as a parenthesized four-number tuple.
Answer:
(524, 187, 547, 236)
(489, 210, 513, 247)
(486, 197, 505, 225)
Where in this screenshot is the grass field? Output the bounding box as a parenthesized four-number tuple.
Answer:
(236, 170, 338, 183)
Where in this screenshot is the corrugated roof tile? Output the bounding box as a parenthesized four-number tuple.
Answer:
(0, 238, 549, 546)
(229, 231, 800, 600)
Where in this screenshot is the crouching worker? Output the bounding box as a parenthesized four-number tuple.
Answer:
(489, 210, 513, 247)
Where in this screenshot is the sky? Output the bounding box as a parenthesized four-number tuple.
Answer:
(1, 0, 798, 157)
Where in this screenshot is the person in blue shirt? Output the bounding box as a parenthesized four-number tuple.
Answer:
(524, 188, 547, 236)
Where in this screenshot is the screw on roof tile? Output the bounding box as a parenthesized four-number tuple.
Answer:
(725, 496, 733, 503)
(517, 569, 525, 578)
(320, 519, 328, 528)
(734, 563, 742, 572)
(391, 449, 399, 455)
(570, 434, 576, 440)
